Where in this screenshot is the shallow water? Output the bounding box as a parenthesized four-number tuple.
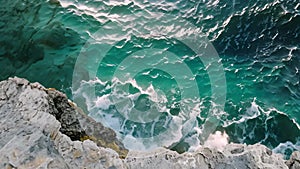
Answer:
(1, 0, 300, 158)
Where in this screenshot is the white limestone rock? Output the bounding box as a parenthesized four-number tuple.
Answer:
(0, 77, 126, 169)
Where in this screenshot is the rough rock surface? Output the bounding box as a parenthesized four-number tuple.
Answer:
(126, 144, 288, 169)
(46, 88, 128, 158)
(286, 151, 300, 169)
(0, 77, 298, 169)
(0, 77, 126, 168)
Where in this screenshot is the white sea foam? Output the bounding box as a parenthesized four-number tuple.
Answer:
(73, 77, 203, 151)
(203, 131, 229, 151)
(74, 78, 300, 155)
(220, 98, 300, 157)
(273, 140, 300, 159)
(95, 94, 111, 110)
(223, 98, 262, 127)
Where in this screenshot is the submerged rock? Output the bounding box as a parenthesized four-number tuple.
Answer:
(0, 77, 298, 168)
(0, 0, 83, 94)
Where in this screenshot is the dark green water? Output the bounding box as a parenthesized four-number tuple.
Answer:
(1, 0, 300, 158)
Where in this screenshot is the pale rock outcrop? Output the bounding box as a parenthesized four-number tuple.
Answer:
(0, 77, 126, 168)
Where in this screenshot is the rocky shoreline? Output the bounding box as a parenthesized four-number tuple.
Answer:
(0, 77, 299, 169)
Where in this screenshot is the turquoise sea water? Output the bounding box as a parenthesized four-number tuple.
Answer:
(1, 0, 300, 158)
